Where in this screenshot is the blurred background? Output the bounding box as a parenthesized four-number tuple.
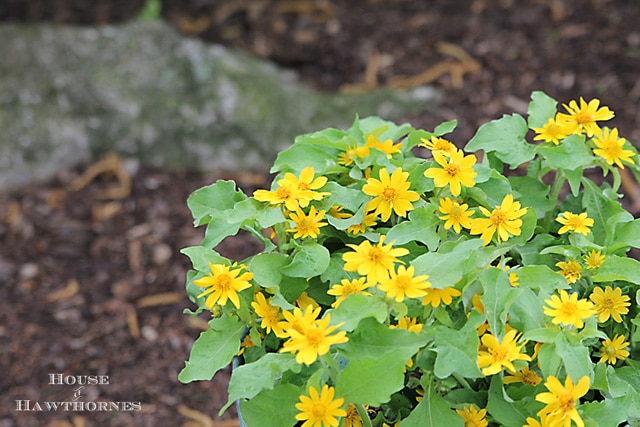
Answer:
(1, 0, 639, 426)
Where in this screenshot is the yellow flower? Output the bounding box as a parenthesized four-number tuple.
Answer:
(523, 413, 552, 427)
(533, 117, 572, 144)
(599, 334, 630, 365)
(236, 334, 256, 356)
(556, 211, 594, 235)
(421, 286, 462, 307)
(419, 136, 457, 154)
(344, 403, 364, 427)
(424, 148, 478, 197)
(588, 285, 630, 323)
(503, 367, 542, 386)
(296, 292, 320, 310)
(194, 262, 253, 309)
(583, 250, 605, 269)
(329, 205, 352, 219)
(295, 385, 347, 427)
(536, 375, 590, 427)
(327, 278, 372, 308)
(438, 197, 473, 233)
(281, 311, 348, 365)
(391, 317, 424, 334)
(251, 292, 284, 336)
(346, 211, 378, 235)
(592, 127, 636, 168)
(365, 134, 402, 158)
(555, 260, 582, 284)
(543, 290, 595, 329)
(278, 305, 320, 338)
(556, 97, 614, 137)
(477, 329, 531, 376)
(362, 167, 420, 221)
(254, 167, 329, 210)
(378, 265, 431, 302)
(338, 144, 370, 166)
(287, 206, 328, 239)
(342, 235, 409, 284)
(469, 194, 527, 245)
(455, 405, 488, 427)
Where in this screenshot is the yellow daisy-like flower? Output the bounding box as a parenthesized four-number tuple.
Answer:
(362, 167, 420, 221)
(523, 413, 552, 427)
(194, 262, 253, 309)
(556, 211, 594, 235)
(281, 311, 348, 365)
(588, 285, 631, 323)
(536, 375, 590, 427)
(503, 367, 542, 386)
(278, 305, 321, 338)
(599, 334, 630, 365)
(592, 127, 636, 168)
(296, 292, 320, 310)
(378, 265, 431, 302)
(327, 277, 372, 308)
(365, 134, 402, 158)
(287, 206, 328, 239)
(421, 286, 462, 307)
(469, 194, 527, 245)
(254, 167, 329, 210)
(543, 290, 595, 329)
(338, 144, 370, 166)
(555, 260, 582, 284)
(251, 292, 284, 336)
(455, 405, 488, 427)
(477, 329, 531, 376)
(295, 384, 347, 427)
(438, 197, 473, 233)
(532, 116, 572, 145)
(391, 317, 424, 334)
(424, 148, 478, 197)
(346, 211, 378, 235)
(556, 97, 614, 137)
(329, 205, 352, 219)
(343, 403, 365, 427)
(419, 136, 457, 154)
(342, 235, 409, 284)
(583, 250, 605, 269)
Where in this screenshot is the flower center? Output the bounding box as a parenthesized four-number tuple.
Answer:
(297, 218, 312, 232)
(574, 112, 594, 125)
(214, 274, 232, 291)
(382, 187, 397, 201)
(305, 327, 324, 349)
(298, 182, 311, 191)
(311, 403, 328, 420)
(561, 301, 578, 316)
(605, 345, 617, 356)
(558, 392, 576, 412)
(367, 247, 384, 263)
(444, 163, 461, 177)
(395, 275, 411, 291)
(491, 345, 508, 362)
(490, 209, 507, 226)
(598, 297, 614, 311)
(276, 186, 292, 199)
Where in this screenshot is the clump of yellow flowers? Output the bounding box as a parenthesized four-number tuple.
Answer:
(180, 92, 639, 427)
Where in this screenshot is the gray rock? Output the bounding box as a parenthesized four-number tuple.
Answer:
(0, 21, 439, 189)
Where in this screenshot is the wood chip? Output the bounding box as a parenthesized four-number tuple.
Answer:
(137, 292, 184, 308)
(45, 278, 80, 303)
(127, 305, 141, 339)
(178, 405, 240, 427)
(68, 153, 132, 200)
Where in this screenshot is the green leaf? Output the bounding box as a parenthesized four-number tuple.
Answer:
(434, 120, 458, 136)
(592, 255, 640, 284)
(399, 385, 463, 427)
(508, 287, 547, 332)
(433, 317, 483, 379)
(582, 179, 626, 245)
(187, 180, 246, 226)
(582, 394, 633, 427)
(472, 170, 513, 207)
(522, 327, 561, 343)
(537, 342, 562, 379)
(248, 253, 289, 289)
(335, 351, 410, 406)
(317, 181, 369, 216)
(537, 134, 593, 171)
(201, 218, 242, 248)
(555, 332, 593, 381)
(412, 239, 485, 289)
(178, 315, 245, 383)
(465, 114, 535, 169)
(238, 384, 300, 427)
(280, 241, 330, 278)
(480, 268, 520, 338)
(180, 246, 228, 272)
(386, 204, 440, 250)
(516, 265, 568, 293)
(614, 218, 640, 248)
(527, 91, 558, 128)
(407, 129, 434, 149)
(223, 353, 301, 413)
(487, 376, 528, 426)
(328, 295, 388, 332)
(565, 167, 584, 196)
(271, 142, 339, 175)
(509, 175, 555, 216)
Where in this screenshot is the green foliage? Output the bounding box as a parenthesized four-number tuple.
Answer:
(179, 93, 640, 426)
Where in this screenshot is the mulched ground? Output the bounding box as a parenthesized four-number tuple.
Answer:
(1, 1, 640, 426)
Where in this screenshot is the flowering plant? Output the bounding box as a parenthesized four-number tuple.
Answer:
(179, 91, 640, 427)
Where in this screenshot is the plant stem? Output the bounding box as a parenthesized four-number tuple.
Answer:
(543, 170, 567, 230)
(355, 403, 373, 427)
(453, 372, 474, 392)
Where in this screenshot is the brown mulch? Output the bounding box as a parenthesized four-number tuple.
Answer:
(1, 1, 640, 426)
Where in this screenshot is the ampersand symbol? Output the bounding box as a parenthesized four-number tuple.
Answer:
(72, 386, 84, 401)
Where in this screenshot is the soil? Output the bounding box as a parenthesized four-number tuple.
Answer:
(1, 1, 640, 426)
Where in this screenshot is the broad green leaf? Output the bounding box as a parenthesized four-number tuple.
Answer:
(178, 315, 245, 382)
(537, 342, 562, 379)
(487, 376, 528, 426)
(592, 255, 640, 284)
(582, 394, 633, 427)
(180, 246, 227, 272)
(465, 114, 535, 169)
(433, 317, 483, 379)
(238, 384, 300, 427)
(614, 218, 640, 248)
(187, 180, 246, 226)
(508, 287, 547, 332)
(480, 268, 520, 338)
(317, 181, 369, 216)
(201, 217, 242, 248)
(399, 385, 463, 427)
(407, 129, 434, 149)
(522, 327, 561, 343)
(516, 265, 568, 293)
(386, 204, 440, 250)
(413, 239, 485, 289)
(248, 253, 289, 289)
(565, 167, 584, 196)
(434, 120, 458, 136)
(555, 332, 593, 381)
(357, 116, 414, 142)
(271, 142, 339, 175)
(335, 351, 410, 406)
(328, 295, 388, 332)
(582, 179, 626, 245)
(338, 317, 428, 360)
(280, 241, 330, 278)
(223, 353, 300, 413)
(509, 175, 555, 216)
(505, 207, 538, 246)
(232, 197, 286, 228)
(527, 90, 557, 128)
(537, 134, 593, 171)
